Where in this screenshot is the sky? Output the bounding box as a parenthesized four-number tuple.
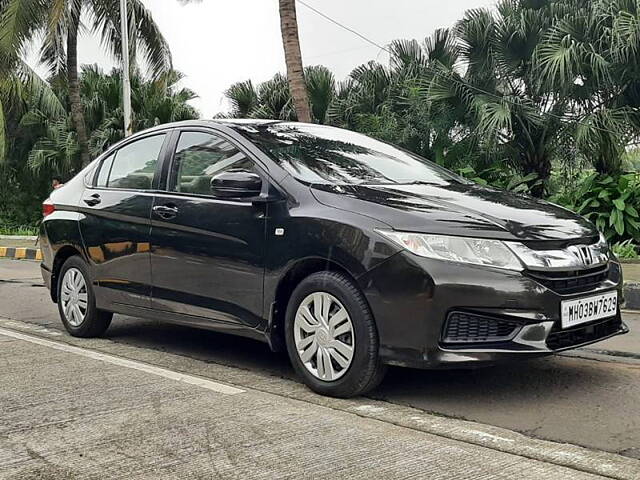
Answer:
(28, 0, 495, 118)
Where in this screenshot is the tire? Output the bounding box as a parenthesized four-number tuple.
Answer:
(285, 271, 386, 398)
(57, 256, 112, 338)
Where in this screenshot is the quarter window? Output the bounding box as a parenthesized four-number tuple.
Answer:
(96, 134, 165, 190)
(96, 153, 115, 187)
(170, 131, 256, 195)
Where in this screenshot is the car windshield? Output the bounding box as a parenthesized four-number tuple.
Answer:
(237, 123, 466, 186)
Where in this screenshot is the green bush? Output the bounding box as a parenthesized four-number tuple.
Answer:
(0, 223, 39, 236)
(612, 240, 639, 260)
(457, 165, 543, 195)
(561, 173, 640, 243)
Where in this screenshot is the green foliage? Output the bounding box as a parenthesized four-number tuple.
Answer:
(612, 239, 639, 260)
(551, 173, 640, 242)
(0, 65, 198, 227)
(0, 221, 38, 236)
(457, 165, 543, 195)
(622, 148, 640, 172)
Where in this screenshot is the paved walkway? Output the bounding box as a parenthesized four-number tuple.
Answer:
(624, 262, 640, 282)
(1, 326, 638, 479)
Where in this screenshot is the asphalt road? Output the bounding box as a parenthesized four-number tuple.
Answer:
(1, 258, 639, 460)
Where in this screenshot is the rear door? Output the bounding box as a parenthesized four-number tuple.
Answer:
(149, 128, 268, 327)
(79, 132, 169, 309)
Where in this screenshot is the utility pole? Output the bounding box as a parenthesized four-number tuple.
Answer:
(120, 0, 133, 137)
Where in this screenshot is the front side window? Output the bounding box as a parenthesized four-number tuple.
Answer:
(170, 131, 256, 195)
(96, 134, 165, 190)
(238, 123, 467, 186)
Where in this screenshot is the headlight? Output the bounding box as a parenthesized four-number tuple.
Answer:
(378, 230, 610, 271)
(378, 230, 523, 271)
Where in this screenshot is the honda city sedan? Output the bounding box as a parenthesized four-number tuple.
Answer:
(39, 120, 628, 397)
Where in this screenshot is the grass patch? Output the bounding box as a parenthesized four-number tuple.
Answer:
(0, 224, 38, 236)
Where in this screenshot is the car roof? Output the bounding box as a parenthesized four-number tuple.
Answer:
(118, 119, 334, 152)
(134, 118, 338, 135)
(142, 118, 283, 132)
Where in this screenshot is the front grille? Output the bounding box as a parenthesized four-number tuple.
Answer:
(525, 264, 609, 295)
(442, 312, 521, 344)
(546, 315, 622, 350)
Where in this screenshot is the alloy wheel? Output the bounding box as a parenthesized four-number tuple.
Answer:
(60, 267, 88, 327)
(293, 292, 355, 381)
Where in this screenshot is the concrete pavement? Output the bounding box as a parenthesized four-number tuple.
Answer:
(1, 323, 639, 479)
(1, 258, 640, 477)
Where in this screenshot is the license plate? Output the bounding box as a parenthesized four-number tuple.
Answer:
(561, 291, 617, 329)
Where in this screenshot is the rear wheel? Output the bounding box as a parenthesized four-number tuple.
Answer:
(57, 256, 112, 337)
(285, 271, 386, 398)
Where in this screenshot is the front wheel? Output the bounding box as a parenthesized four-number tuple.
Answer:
(285, 271, 386, 398)
(57, 256, 112, 337)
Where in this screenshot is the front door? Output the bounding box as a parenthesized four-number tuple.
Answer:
(149, 130, 267, 327)
(79, 132, 168, 309)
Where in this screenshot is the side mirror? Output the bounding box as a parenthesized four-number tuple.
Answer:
(210, 170, 262, 198)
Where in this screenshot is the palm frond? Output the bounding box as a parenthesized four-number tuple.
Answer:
(305, 65, 335, 124)
(0, 0, 46, 57)
(91, 0, 172, 78)
(16, 59, 65, 118)
(389, 39, 427, 73)
(424, 28, 458, 68)
(225, 80, 258, 118)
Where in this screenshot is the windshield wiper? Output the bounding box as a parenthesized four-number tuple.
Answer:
(400, 180, 445, 186)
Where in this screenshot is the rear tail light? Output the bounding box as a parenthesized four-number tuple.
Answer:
(42, 198, 55, 217)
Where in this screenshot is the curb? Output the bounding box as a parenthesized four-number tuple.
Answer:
(625, 282, 640, 311)
(0, 235, 37, 240)
(0, 247, 42, 261)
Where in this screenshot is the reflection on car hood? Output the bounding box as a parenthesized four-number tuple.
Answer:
(311, 182, 598, 242)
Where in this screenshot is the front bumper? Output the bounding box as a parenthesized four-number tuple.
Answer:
(357, 251, 628, 369)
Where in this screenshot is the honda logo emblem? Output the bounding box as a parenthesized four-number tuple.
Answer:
(570, 245, 594, 266)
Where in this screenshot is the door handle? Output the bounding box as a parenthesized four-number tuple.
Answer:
(152, 204, 179, 219)
(83, 193, 101, 206)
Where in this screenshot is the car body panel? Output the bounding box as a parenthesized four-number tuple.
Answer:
(358, 251, 624, 368)
(149, 191, 268, 327)
(74, 131, 172, 309)
(79, 189, 155, 309)
(311, 183, 598, 241)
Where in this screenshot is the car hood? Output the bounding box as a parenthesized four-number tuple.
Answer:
(310, 182, 598, 242)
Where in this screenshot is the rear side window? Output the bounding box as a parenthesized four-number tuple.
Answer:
(170, 131, 256, 195)
(96, 153, 115, 187)
(96, 134, 165, 190)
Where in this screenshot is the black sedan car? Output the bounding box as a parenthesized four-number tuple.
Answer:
(39, 120, 628, 397)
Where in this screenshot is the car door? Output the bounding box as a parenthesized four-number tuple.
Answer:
(79, 132, 169, 309)
(149, 129, 268, 327)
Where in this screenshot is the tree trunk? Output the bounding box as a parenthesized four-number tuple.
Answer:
(522, 152, 551, 198)
(279, 0, 312, 123)
(67, 12, 90, 167)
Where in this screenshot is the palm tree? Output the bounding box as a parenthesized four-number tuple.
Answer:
(178, 0, 312, 121)
(0, 0, 171, 166)
(28, 64, 198, 172)
(279, 0, 311, 122)
(423, 3, 567, 196)
(224, 66, 335, 123)
(536, 0, 637, 174)
(0, 0, 65, 163)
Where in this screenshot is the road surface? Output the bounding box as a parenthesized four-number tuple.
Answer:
(1, 258, 639, 478)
